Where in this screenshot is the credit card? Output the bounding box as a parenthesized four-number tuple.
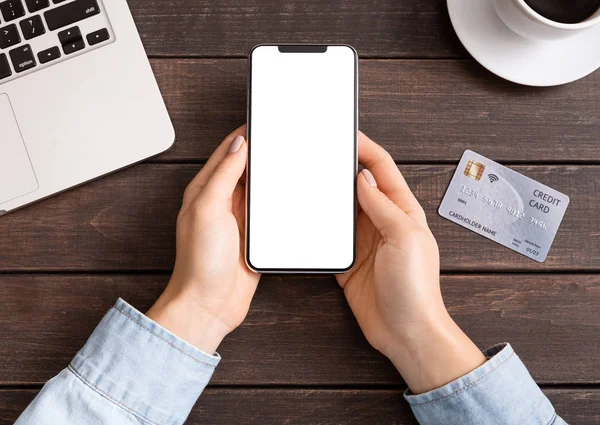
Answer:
(438, 150, 569, 263)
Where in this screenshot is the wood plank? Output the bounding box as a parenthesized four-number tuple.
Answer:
(129, 0, 464, 58)
(1, 274, 598, 385)
(0, 164, 596, 271)
(150, 59, 600, 162)
(1, 388, 598, 425)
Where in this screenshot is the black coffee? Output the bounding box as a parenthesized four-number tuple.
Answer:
(524, 0, 600, 24)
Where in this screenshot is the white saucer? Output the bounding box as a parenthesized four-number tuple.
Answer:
(447, 0, 600, 86)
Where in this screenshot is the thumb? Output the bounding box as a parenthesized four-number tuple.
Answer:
(357, 169, 407, 237)
(202, 135, 248, 202)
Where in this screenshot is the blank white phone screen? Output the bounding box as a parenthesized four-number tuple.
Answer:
(248, 45, 356, 271)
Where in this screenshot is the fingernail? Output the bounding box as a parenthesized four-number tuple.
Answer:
(362, 169, 377, 187)
(228, 135, 244, 153)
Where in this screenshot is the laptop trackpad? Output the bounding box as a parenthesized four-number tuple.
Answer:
(0, 94, 38, 206)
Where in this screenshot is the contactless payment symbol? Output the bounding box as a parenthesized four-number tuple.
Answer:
(488, 174, 499, 183)
(464, 160, 485, 181)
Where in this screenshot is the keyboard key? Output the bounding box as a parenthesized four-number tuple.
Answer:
(58, 25, 80, 45)
(0, 53, 11, 80)
(20, 15, 46, 40)
(25, 0, 48, 13)
(0, 24, 21, 49)
(38, 45, 59, 63)
(9, 44, 35, 73)
(44, 0, 100, 31)
(58, 25, 85, 54)
(0, 0, 25, 22)
(86, 28, 108, 46)
(63, 38, 84, 54)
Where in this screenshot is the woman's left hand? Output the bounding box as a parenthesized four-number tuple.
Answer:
(147, 125, 260, 354)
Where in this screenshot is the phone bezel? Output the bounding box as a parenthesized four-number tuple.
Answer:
(245, 44, 359, 274)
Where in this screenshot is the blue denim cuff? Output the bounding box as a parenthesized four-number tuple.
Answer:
(69, 298, 220, 425)
(404, 343, 558, 425)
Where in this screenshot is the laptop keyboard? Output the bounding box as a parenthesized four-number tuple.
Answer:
(0, 0, 113, 84)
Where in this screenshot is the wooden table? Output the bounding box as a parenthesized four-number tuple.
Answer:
(1, 1, 600, 423)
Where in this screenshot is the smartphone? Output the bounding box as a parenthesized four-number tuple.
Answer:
(246, 44, 358, 273)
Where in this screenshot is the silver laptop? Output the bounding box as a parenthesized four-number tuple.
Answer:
(0, 0, 174, 215)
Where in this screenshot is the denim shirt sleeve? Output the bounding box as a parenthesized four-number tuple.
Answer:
(405, 343, 567, 425)
(15, 300, 567, 425)
(15, 298, 220, 425)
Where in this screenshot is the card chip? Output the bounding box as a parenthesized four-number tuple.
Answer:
(464, 160, 485, 181)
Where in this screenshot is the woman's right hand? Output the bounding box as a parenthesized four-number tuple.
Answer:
(337, 133, 486, 394)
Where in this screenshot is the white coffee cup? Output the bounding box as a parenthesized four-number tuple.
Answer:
(493, 0, 600, 40)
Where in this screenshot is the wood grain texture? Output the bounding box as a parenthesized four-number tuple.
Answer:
(1, 274, 598, 385)
(0, 164, 596, 271)
(1, 0, 598, 421)
(1, 388, 599, 424)
(129, 0, 464, 58)
(149, 59, 600, 162)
